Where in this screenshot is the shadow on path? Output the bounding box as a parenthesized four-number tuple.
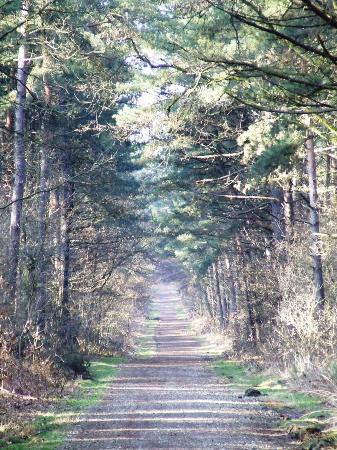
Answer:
(61, 283, 298, 450)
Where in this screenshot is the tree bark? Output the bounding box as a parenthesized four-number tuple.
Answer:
(218, 258, 229, 325)
(224, 253, 237, 317)
(270, 185, 285, 241)
(49, 188, 61, 275)
(244, 271, 258, 346)
(204, 276, 214, 318)
(306, 131, 325, 308)
(326, 154, 332, 204)
(7, 1, 30, 306)
(283, 179, 295, 237)
(202, 283, 213, 318)
(35, 76, 52, 328)
(236, 237, 258, 348)
(206, 271, 216, 318)
(212, 262, 225, 330)
(59, 142, 75, 345)
(330, 156, 337, 200)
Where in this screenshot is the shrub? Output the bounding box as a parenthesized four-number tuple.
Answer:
(61, 352, 91, 378)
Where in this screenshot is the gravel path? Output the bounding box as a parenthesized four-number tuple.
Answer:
(61, 283, 298, 449)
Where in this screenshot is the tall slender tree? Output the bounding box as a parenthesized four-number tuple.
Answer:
(7, 0, 30, 307)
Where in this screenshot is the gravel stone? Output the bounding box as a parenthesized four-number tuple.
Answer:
(60, 283, 299, 449)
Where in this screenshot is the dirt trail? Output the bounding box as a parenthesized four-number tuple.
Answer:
(61, 283, 298, 449)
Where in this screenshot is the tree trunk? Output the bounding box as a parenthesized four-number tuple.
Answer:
(212, 262, 225, 330)
(206, 271, 216, 318)
(49, 188, 61, 274)
(306, 131, 325, 308)
(244, 274, 258, 346)
(218, 257, 229, 323)
(59, 142, 74, 345)
(224, 253, 237, 317)
(330, 156, 337, 200)
(202, 284, 213, 318)
(35, 77, 51, 328)
(283, 179, 295, 237)
(326, 154, 332, 204)
(270, 185, 285, 241)
(236, 237, 258, 348)
(7, 1, 30, 306)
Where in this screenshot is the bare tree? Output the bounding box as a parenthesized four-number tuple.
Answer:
(35, 63, 52, 328)
(59, 142, 75, 344)
(7, 1, 30, 306)
(306, 131, 325, 308)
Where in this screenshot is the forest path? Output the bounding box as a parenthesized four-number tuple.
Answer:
(61, 282, 297, 449)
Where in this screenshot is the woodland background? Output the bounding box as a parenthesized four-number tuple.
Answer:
(1, 0, 337, 409)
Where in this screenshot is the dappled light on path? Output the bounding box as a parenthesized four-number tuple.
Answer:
(61, 283, 297, 449)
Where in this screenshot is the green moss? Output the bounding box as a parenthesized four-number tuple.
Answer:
(6, 356, 124, 450)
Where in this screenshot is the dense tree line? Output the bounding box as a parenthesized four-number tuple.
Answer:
(119, 0, 337, 372)
(1, 0, 337, 388)
(0, 0, 153, 385)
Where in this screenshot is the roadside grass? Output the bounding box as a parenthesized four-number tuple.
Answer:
(197, 334, 231, 357)
(214, 360, 337, 448)
(2, 356, 124, 450)
(136, 303, 159, 358)
(176, 305, 188, 320)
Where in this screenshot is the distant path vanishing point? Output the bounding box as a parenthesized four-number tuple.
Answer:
(61, 282, 298, 450)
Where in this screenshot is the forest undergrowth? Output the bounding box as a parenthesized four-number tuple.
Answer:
(0, 357, 124, 449)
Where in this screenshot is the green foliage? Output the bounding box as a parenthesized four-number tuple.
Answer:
(251, 141, 298, 177)
(301, 432, 337, 450)
(61, 353, 90, 377)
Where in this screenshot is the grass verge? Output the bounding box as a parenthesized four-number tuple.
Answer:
(1, 356, 125, 450)
(136, 302, 159, 358)
(175, 305, 188, 320)
(214, 360, 337, 449)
